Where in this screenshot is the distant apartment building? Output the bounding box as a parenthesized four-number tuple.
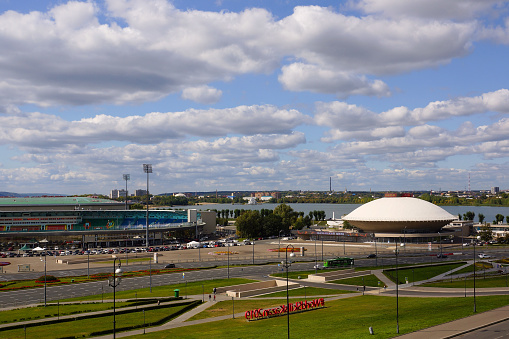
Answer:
(491, 187, 500, 194)
(110, 189, 127, 199)
(135, 189, 148, 196)
(251, 192, 281, 200)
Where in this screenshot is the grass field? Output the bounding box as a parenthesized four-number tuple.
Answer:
(384, 262, 465, 284)
(252, 286, 354, 298)
(330, 274, 384, 287)
(133, 295, 509, 339)
(423, 274, 509, 288)
(60, 278, 256, 301)
(0, 304, 189, 339)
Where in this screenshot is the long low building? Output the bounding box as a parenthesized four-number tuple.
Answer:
(0, 197, 216, 248)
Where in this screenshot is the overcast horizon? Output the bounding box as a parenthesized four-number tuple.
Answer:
(1, 1, 509, 195)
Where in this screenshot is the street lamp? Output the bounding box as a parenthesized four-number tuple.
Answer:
(41, 251, 47, 307)
(281, 245, 295, 339)
(108, 256, 123, 339)
(252, 241, 255, 265)
(396, 237, 400, 334)
(123, 174, 130, 211)
(474, 235, 481, 312)
(143, 164, 152, 249)
(278, 230, 283, 258)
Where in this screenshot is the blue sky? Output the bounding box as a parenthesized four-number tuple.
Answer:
(1, 0, 509, 195)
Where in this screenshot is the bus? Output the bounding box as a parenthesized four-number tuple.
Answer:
(323, 257, 354, 268)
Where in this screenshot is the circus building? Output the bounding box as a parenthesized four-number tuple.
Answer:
(342, 196, 457, 243)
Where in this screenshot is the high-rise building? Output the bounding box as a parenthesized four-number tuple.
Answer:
(491, 187, 500, 194)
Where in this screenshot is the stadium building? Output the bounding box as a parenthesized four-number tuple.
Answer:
(0, 197, 216, 249)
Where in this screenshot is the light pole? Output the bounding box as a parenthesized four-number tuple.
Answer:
(252, 241, 255, 265)
(314, 236, 317, 273)
(281, 245, 295, 339)
(143, 164, 152, 249)
(278, 230, 283, 258)
(396, 237, 400, 334)
(87, 250, 90, 278)
(227, 244, 230, 279)
(321, 238, 324, 261)
(41, 252, 47, 307)
(474, 235, 480, 312)
(123, 174, 130, 211)
(108, 256, 123, 339)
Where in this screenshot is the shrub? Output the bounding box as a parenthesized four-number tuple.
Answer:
(35, 275, 60, 283)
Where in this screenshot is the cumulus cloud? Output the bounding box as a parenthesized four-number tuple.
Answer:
(353, 0, 505, 20)
(315, 89, 509, 142)
(0, 1, 484, 107)
(279, 63, 391, 98)
(0, 105, 307, 147)
(181, 85, 222, 104)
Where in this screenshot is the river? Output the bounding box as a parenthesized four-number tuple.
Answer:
(176, 203, 509, 224)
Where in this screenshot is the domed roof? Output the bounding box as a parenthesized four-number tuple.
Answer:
(344, 197, 455, 222)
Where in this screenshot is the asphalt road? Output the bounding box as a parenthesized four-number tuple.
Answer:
(456, 319, 509, 338)
(1, 245, 506, 309)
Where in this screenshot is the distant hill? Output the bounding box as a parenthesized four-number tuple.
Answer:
(0, 192, 67, 197)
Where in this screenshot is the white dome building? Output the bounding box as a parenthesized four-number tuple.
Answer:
(343, 197, 456, 233)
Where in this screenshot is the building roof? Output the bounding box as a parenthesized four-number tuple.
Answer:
(344, 197, 456, 222)
(0, 196, 120, 206)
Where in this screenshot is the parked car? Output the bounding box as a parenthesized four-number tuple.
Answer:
(436, 253, 448, 258)
(478, 253, 492, 259)
(164, 263, 176, 268)
(366, 254, 377, 258)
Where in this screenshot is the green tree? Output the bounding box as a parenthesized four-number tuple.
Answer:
(262, 213, 283, 236)
(495, 214, 504, 224)
(478, 224, 493, 242)
(273, 203, 297, 230)
(235, 210, 262, 238)
(463, 211, 475, 221)
(478, 213, 485, 224)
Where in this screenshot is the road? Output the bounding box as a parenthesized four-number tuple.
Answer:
(0, 242, 506, 309)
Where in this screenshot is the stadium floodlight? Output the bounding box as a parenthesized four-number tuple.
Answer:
(123, 174, 130, 211)
(143, 164, 152, 248)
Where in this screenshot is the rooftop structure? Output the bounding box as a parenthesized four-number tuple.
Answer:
(343, 197, 456, 233)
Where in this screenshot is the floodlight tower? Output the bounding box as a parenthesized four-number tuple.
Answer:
(143, 164, 152, 248)
(123, 174, 130, 210)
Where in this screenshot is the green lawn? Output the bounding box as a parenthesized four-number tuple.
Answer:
(0, 301, 131, 324)
(60, 278, 256, 301)
(384, 263, 465, 284)
(330, 274, 383, 287)
(0, 267, 198, 291)
(450, 262, 493, 275)
(253, 286, 354, 298)
(423, 274, 509, 288)
(0, 304, 190, 339)
(134, 295, 509, 339)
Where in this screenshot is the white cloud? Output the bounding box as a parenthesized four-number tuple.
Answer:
(181, 85, 222, 104)
(279, 63, 390, 98)
(0, 2, 484, 107)
(354, 0, 505, 20)
(0, 105, 308, 147)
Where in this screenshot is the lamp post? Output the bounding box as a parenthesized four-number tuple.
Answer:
(87, 250, 90, 278)
(321, 238, 324, 261)
(143, 164, 152, 249)
(314, 236, 317, 274)
(281, 245, 295, 339)
(278, 230, 283, 258)
(108, 256, 123, 339)
(252, 241, 255, 265)
(474, 235, 480, 312)
(123, 174, 130, 211)
(227, 243, 230, 279)
(41, 252, 47, 307)
(396, 237, 400, 334)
